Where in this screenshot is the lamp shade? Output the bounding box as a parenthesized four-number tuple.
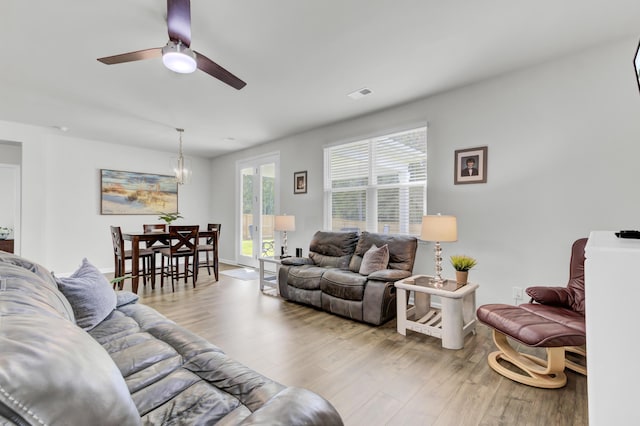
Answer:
(420, 215, 457, 242)
(275, 215, 296, 232)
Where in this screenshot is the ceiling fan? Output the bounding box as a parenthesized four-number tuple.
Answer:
(97, 0, 246, 90)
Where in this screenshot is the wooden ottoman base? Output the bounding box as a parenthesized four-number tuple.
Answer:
(488, 330, 587, 389)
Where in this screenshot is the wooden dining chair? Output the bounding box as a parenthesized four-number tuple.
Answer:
(197, 223, 221, 281)
(143, 223, 170, 274)
(143, 223, 170, 248)
(110, 226, 156, 290)
(159, 225, 199, 291)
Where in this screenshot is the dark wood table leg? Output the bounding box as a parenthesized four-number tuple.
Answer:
(131, 235, 140, 294)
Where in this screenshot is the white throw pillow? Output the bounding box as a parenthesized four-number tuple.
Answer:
(359, 244, 390, 276)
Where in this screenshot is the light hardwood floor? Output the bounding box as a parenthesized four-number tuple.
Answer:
(134, 265, 588, 426)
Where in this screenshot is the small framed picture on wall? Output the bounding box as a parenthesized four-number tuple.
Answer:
(294, 171, 307, 194)
(454, 146, 488, 184)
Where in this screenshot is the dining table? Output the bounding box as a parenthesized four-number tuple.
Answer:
(122, 228, 217, 293)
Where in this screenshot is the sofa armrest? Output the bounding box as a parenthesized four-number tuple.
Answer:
(526, 286, 571, 307)
(367, 269, 412, 282)
(281, 257, 313, 266)
(239, 387, 343, 425)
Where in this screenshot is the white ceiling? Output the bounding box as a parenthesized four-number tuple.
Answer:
(2, 0, 639, 157)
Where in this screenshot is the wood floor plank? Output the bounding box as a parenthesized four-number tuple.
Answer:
(130, 266, 588, 426)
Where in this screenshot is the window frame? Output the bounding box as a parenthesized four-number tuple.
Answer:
(323, 126, 427, 236)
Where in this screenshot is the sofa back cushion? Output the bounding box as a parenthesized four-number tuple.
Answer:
(349, 232, 418, 273)
(0, 252, 75, 322)
(308, 231, 358, 269)
(0, 258, 140, 425)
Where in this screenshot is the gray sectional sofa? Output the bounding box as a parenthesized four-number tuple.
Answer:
(0, 252, 342, 425)
(278, 231, 418, 325)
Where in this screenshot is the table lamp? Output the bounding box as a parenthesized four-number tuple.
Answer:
(421, 214, 457, 287)
(275, 215, 296, 257)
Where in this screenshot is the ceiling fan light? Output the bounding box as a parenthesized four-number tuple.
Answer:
(162, 41, 197, 74)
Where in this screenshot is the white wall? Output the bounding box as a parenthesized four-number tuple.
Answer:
(1, 36, 638, 300)
(211, 36, 640, 307)
(0, 122, 212, 274)
(0, 143, 22, 246)
(0, 142, 21, 164)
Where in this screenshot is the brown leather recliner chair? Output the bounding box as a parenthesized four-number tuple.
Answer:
(476, 238, 588, 388)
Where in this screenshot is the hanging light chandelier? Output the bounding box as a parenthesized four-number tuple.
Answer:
(173, 128, 192, 185)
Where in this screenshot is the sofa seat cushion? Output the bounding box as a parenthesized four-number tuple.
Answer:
(139, 371, 240, 423)
(287, 265, 328, 290)
(320, 269, 367, 301)
(90, 301, 292, 423)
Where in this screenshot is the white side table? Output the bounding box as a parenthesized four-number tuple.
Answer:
(258, 257, 282, 295)
(395, 275, 479, 350)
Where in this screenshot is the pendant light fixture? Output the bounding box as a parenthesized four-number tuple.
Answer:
(173, 128, 192, 185)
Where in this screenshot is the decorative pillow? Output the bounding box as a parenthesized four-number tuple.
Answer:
(359, 244, 389, 276)
(116, 290, 139, 308)
(55, 258, 117, 331)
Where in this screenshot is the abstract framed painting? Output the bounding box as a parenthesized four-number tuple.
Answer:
(454, 146, 488, 185)
(100, 169, 178, 215)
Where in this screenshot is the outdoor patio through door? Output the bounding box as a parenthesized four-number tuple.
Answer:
(238, 154, 278, 267)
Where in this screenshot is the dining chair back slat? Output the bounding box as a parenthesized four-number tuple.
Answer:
(159, 225, 199, 291)
(170, 225, 198, 254)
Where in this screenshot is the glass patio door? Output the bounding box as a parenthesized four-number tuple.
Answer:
(238, 154, 278, 267)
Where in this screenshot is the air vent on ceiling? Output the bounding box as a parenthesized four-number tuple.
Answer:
(347, 87, 373, 100)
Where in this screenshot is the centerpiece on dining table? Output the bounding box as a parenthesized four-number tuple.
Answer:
(157, 212, 183, 228)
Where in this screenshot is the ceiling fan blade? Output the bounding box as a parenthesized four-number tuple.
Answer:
(97, 48, 162, 65)
(167, 0, 191, 47)
(195, 51, 247, 90)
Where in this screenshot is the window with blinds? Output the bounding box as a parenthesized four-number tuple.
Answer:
(324, 126, 427, 235)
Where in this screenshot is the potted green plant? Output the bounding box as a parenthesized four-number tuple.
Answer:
(0, 226, 12, 240)
(110, 275, 132, 290)
(450, 255, 477, 285)
(158, 212, 183, 226)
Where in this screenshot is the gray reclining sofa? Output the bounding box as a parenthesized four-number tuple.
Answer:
(0, 251, 343, 425)
(278, 231, 418, 325)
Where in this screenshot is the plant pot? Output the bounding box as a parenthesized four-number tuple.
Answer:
(455, 270, 468, 285)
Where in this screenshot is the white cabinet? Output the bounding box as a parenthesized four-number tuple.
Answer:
(585, 231, 640, 425)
